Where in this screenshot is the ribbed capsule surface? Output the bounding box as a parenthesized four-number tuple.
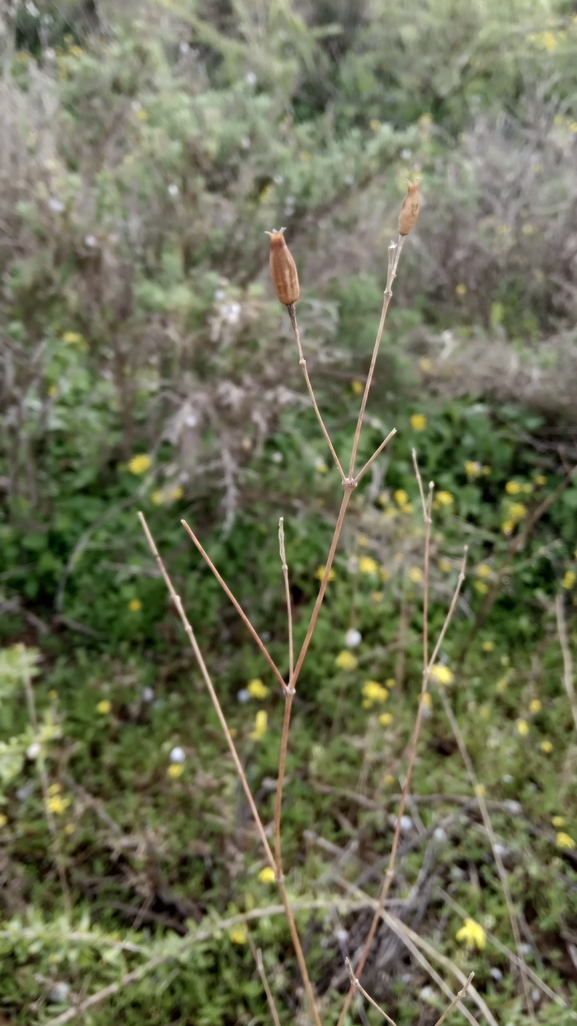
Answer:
(398, 181, 420, 237)
(267, 227, 300, 306)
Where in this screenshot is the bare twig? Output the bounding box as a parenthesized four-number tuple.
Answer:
(21, 655, 71, 916)
(555, 592, 577, 732)
(345, 957, 397, 1026)
(433, 973, 475, 1026)
(278, 517, 294, 682)
(437, 687, 535, 1019)
(354, 428, 397, 484)
(181, 519, 288, 694)
(138, 513, 322, 1026)
(247, 933, 283, 1026)
(338, 544, 468, 1026)
(288, 303, 345, 480)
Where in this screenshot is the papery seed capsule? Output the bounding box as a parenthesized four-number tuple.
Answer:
(266, 227, 300, 306)
(398, 180, 420, 237)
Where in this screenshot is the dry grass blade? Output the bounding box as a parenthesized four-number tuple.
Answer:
(555, 591, 577, 733)
(181, 518, 287, 694)
(345, 957, 397, 1026)
(138, 513, 322, 1026)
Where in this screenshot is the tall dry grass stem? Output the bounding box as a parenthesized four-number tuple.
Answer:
(555, 592, 577, 733)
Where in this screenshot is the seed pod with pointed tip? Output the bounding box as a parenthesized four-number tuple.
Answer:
(398, 181, 420, 237)
(266, 227, 300, 306)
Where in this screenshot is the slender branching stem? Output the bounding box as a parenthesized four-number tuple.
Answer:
(247, 933, 282, 1026)
(354, 428, 397, 484)
(138, 513, 322, 1026)
(338, 545, 468, 1026)
(22, 658, 71, 916)
(181, 519, 288, 694)
(274, 692, 293, 873)
(288, 303, 345, 480)
(278, 517, 294, 681)
(345, 957, 397, 1026)
(438, 688, 535, 1020)
(555, 592, 577, 733)
(348, 237, 403, 478)
(433, 973, 475, 1026)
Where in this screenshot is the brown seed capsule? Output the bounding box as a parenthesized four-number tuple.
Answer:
(266, 227, 300, 306)
(398, 180, 420, 237)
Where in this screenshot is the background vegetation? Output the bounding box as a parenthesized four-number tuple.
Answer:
(1, 0, 577, 1022)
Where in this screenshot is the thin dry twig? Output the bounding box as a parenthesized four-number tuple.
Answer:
(433, 973, 475, 1026)
(555, 591, 577, 733)
(345, 957, 397, 1026)
(278, 517, 294, 682)
(338, 542, 468, 1026)
(138, 513, 322, 1026)
(181, 519, 287, 694)
(21, 657, 72, 916)
(437, 687, 535, 1019)
(247, 932, 283, 1026)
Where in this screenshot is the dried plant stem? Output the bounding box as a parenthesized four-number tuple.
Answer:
(555, 592, 577, 733)
(288, 303, 345, 480)
(345, 958, 397, 1026)
(274, 692, 293, 873)
(278, 517, 294, 680)
(247, 933, 283, 1026)
(181, 519, 287, 694)
(348, 238, 402, 478)
(413, 450, 433, 668)
(138, 513, 322, 1026)
(22, 660, 71, 916)
(437, 687, 535, 1019)
(433, 974, 475, 1026)
(338, 545, 468, 1026)
(355, 428, 397, 484)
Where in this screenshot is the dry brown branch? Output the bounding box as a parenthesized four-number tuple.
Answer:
(247, 932, 283, 1026)
(138, 513, 322, 1026)
(345, 957, 397, 1026)
(278, 517, 294, 682)
(555, 592, 577, 733)
(437, 687, 535, 1018)
(338, 538, 468, 1026)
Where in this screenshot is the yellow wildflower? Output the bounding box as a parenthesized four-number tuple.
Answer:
(419, 357, 433, 372)
(562, 571, 576, 590)
(168, 764, 184, 779)
(384, 773, 395, 785)
(476, 564, 491, 579)
(430, 665, 453, 685)
(509, 503, 527, 522)
(435, 491, 454, 507)
(421, 692, 432, 709)
(456, 918, 486, 950)
(315, 460, 328, 474)
(407, 566, 422, 584)
(128, 599, 142, 612)
(62, 331, 84, 345)
(410, 414, 426, 431)
(386, 678, 396, 689)
(372, 591, 383, 602)
(362, 681, 389, 708)
(482, 640, 495, 652)
(128, 453, 152, 475)
(351, 379, 364, 395)
(541, 740, 553, 754)
(438, 557, 451, 573)
(136, 108, 149, 121)
(534, 475, 546, 486)
(475, 783, 486, 797)
(502, 520, 514, 536)
(394, 490, 409, 506)
(369, 118, 380, 131)
(556, 832, 576, 849)
(455, 283, 467, 296)
(48, 783, 61, 796)
(64, 823, 75, 835)
(359, 556, 378, 575)
(250, 710, 268, 740)
(379, 713, 393, 727)
(505, 481, 521, 495)
(552, 816, 565, 828)
(315, 565, 336, 582)
(47, 795, 70, 815)
(230, 925, 247, 944)
(464, 461, 482, 478)
(247, 679, 268, 700)
(48, 690, 58, 700)
(495, 670, 512, 693)
(335, 651, 358, 671)
(258, 867, 276, 883)
(0, 814, 8, 828)
(529, 699, 542, 714)
(475, 581, 489, 595)
(97, 700, 111, 715)
(517, 720, 529, 736)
